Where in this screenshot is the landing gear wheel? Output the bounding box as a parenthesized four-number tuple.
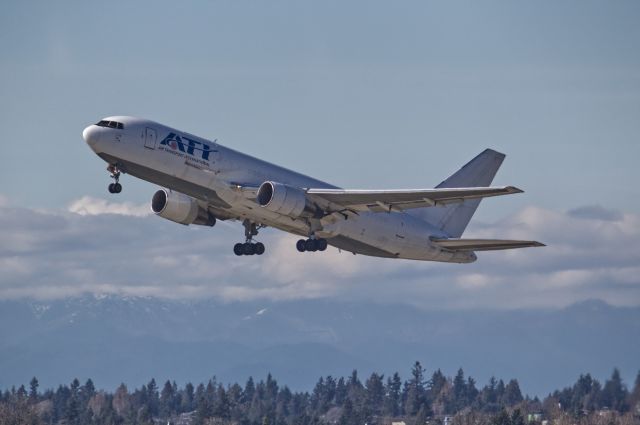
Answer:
(108, 183, 116, 193)
(234, 220, 267, 256)
(296, 239, 306, 252)
(113, 183, 122, 193)
(243, 242, 255, 256)
(297, 238, 328, 253)
(305, 239, 318, 252)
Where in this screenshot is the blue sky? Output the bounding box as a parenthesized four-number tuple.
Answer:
(0, 1, 639, 309)
(1, 1, 639, 220)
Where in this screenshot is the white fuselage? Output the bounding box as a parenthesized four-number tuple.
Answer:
(83, 116, 476, 263)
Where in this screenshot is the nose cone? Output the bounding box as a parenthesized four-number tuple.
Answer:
(82, 125, 101, 147)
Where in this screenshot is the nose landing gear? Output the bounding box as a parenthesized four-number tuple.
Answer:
(234, 219, 266, 256)
(107, 164, 122, 194)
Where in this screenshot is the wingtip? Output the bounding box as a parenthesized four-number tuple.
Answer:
(532, 241, 546, 247)
(506, 186, 524, 194)
(484, 148, 506, 159)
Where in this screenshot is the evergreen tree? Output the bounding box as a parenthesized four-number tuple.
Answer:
(182, 382, 195, 412)
(384, 372, 402, 417)
(348, 370, 362, 391)
(147, 378, 159, 416)
(451, 368, 467, 412)
(429, 369, 448, 415)
(480, 377, 499, 413)
(346, 370, 365, 412)
(429, 369, 447, 402)
(228, 383, 244, 420)
(160, 380, 175, 418)
(365, 372, 385, 416)
(213, 385, 231, 419)
(16, 385, 27, 400)
(311, 377, 326, 412)
(52, 384, 71, 421)
(405, 361, 428, 416)
(28, 377, 39, 402)
(466, 377, 479, 406)
(81, 378, 96, 407)
(325, 376, 337, 409)
(276, 386, 292, 423)
(335, 377, 347, 406)
(244, 377, 256, 404)
(600, 368, 628, 412)
(496, 380, 506, 405)
(503, 379, 523, 406)
(569, 374, 600, 414)
(195, 384, 213, 424)
(65, 379, 81, 425)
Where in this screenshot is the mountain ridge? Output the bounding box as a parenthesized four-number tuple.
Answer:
(1, 296, 637, 396)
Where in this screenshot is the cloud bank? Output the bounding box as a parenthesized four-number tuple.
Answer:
(0, 196, 638, 309)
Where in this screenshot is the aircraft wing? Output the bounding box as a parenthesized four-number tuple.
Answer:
(306, 186, 522, 212)
(431, 238, 545, 251)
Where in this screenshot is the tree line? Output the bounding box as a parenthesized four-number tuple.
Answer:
(1, 363, 638, 425)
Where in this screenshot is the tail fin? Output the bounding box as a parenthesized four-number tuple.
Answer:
(410, 149, 506, 237)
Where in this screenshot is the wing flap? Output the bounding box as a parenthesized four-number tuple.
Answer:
(431, 238, 545, 251)
(307, 186, 522, 212)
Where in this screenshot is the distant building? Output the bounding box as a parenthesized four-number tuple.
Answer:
(527, 413, 543, 422)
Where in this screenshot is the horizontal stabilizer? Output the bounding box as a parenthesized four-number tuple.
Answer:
(431, 238, 545, 251)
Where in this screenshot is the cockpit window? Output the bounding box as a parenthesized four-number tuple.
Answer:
(96, 120, 124, 130)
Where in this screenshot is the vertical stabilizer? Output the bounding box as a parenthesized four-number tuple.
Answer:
(411, 149, 505, 237)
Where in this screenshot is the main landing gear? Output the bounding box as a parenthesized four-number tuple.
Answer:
(107, 164, 122, 194)
(296, 237, 328, 253)
(234, 219, 266, 256)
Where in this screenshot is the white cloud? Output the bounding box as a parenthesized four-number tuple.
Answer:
(0, 200, 639, 309)
(68, 196, 151, 217)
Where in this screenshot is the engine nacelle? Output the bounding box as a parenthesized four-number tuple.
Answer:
(257, 181, 314, 217)
(151, 189, 216, 226)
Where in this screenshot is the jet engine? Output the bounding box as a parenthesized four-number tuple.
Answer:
(257, 181, 316, 217)
(151, 189, 216, 226)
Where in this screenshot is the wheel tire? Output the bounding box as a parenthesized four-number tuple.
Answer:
(296, 239, 306, 252)
(233, 243, 244, 256)
(305, 239, 318, 252)
(114, 183, 122, 193)
(108, 183, 115, 193)
(254, 242, 265, 255)
(317, 239, 328, 251)
(243, 242, 255, 256)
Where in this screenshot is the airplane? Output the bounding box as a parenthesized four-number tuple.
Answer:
(82, 116, 543, 263)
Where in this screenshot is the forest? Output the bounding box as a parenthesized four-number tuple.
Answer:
(1, 363, 638, 425)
